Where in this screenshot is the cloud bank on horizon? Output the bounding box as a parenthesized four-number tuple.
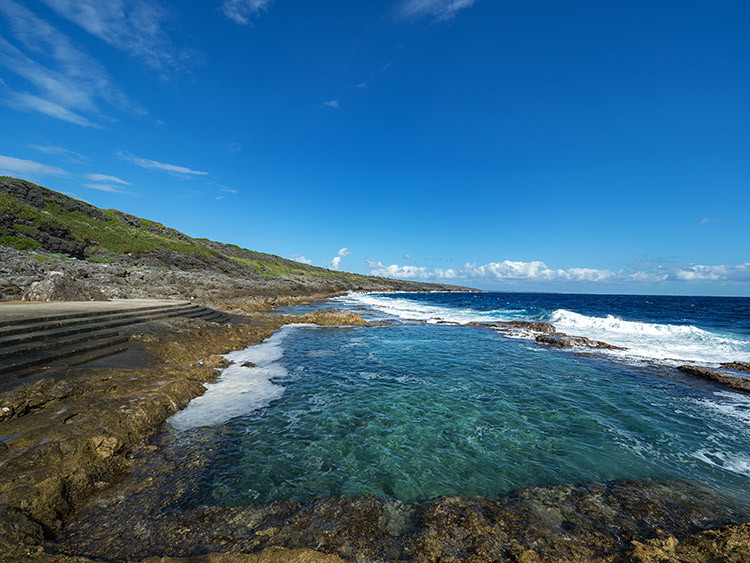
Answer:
(365, 259, 750, 288)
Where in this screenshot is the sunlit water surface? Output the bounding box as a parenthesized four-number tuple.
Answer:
(170, 310, 750, 507)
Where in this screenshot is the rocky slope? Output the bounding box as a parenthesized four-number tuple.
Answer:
(0, 177, 472, 301)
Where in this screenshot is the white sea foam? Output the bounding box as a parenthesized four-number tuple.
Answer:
(695, 391, 750, 431)
(338, 292, 750, 366)
(334, 292, 520, 325)
(169, 325, 309, 431)
(693, 449, 750, 478)
(549, 309, 750, 365)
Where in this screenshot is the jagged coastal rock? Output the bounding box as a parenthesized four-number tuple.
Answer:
(0, 178, 473, 301)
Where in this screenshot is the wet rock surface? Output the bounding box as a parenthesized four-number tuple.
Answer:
(0, 307, 373, 560)
(677, 365, 750, 394)
(51, 453, 750, 563)
(534, 333, 626, 350)
(721, 361, 750, 374)
(468, 320, 625, 351)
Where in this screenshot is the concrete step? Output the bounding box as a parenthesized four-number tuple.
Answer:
(0, 305, 206, 347)
(0, 334, 130, 376)
(0, 302, 231, 377)
(0, 303, 200, 338)
(0, 302, 190, 329)
(0, 342, 132, 383)
(0, 329, 123, 360)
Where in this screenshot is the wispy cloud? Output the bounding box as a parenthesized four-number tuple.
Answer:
(29, 143, 90, 164)
(323, 99, 340, 109)
(0, 1, 142, 126)
(39, 0, 192, 73)
(85, 173, 130, 185)
(223, 142, 242, 153)
(118, 151, 207, 176)
(356, 82, 367, 89)
(290, 253, 313, 265)
(220, 186, 238, 193)
(394, 0, 476, 22)
(222, 0, 273, 25)
(330, 247, 351, 270)
(83, 183, 129, 194)
(0, 154, 67, 177)
(699, 217, 722, 225)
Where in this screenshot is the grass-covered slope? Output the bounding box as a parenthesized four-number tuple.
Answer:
(0, 177, 469, 294)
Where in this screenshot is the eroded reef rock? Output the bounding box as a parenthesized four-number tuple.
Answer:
(677, 365, 750, 394)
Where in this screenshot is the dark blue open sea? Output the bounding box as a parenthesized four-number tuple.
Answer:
(168, 292, 750, 509)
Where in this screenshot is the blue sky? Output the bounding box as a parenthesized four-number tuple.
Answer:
(0, 0, 749, 295)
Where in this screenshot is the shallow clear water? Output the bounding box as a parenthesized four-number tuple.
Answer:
(170, 302, 750, 506)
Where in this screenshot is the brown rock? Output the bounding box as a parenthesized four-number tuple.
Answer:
(678, 365, 750, 394)
(468, 320, 556, 334)
(721, 361, 750, 374)
(535, 334, 625, 350)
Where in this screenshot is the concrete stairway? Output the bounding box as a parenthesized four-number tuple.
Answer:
(0, 301, 229, 376)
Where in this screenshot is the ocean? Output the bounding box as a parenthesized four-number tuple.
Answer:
(168, 291, 750, 509)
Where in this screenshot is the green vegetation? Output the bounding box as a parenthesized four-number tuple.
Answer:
(0, 235, 41, 251)
(87, 255, 112, 264)
(0, 176, 458, 292)
(12, 223, 40, 236)
(29, 254, 54, 263)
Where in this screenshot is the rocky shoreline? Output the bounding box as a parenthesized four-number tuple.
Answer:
(3, 302, 750, 561)
(468, 320, 750, 396)
(0, 304, 381, 560)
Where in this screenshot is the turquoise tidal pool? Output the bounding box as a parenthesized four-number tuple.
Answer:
(170, 323, 750, 507)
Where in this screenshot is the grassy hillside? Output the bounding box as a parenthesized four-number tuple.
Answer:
(0, 177, 467, 292)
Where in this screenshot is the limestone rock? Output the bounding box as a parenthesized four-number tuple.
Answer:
(22, 271, 106, 302)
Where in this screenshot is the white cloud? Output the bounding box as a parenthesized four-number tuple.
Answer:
(85, 173, 130, 185)
(39, 0, 189, 73)
(700, 217, 722, 225)
(462, 260, 616, 282)
(356, 82, 367, 89)
(6, 92, 99, 127)
(222, 0, 272, 25)
(0, 154, 67, 177)
(675, 264, 750, 282)
(395, 0, 476, 21)
(626, 271, 669, 283)
(330, 247, 351, 270)
(84, 183, 128, 193)
(29, 144, 89, 164)
(403, 253, 412, 259)
(290, 254, 313, 265)
(118, 151, 207, 176)
(0, 1, 142, 126)
(366, 257, 750, 287)
(220, 187, 238, 193)
(323, 99, 340, 109)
